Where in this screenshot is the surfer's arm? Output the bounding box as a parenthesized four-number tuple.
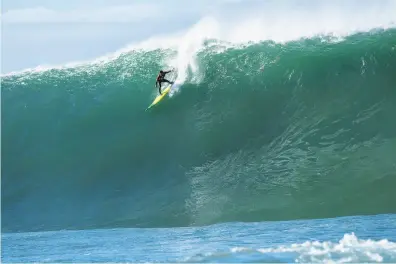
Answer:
(155, 81, 158, 87)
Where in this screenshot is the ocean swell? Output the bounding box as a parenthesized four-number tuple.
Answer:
(2, 29, 396, 232)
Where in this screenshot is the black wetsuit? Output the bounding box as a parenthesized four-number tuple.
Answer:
(156, 70, 173, 95)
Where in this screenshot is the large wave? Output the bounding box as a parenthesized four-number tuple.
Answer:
(2, 3, 396, 232)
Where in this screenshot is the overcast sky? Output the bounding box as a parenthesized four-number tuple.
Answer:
(2, 0, 396, 73)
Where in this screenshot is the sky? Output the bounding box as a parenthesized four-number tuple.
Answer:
(2, 0, 396, 73)
(2, 0, 213, 73)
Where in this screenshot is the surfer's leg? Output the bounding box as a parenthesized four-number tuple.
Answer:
(163, 79, 174, 84)
(158, 82, 162, 95)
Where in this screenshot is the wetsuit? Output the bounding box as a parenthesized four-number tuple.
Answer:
(156, 70, 173, 95)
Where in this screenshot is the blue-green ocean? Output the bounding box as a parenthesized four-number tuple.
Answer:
(2, 25, 396, 262)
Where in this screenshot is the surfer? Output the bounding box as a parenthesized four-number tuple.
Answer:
(155, 70, 174, 95)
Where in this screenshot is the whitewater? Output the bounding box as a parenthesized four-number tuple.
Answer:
(2, 0, 396, 262)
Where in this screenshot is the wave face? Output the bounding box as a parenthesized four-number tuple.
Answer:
(2, 28, 396, 232)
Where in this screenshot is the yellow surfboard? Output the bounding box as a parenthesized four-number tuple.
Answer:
(146, 70, 177, 110)
(146, 85, 172, 110)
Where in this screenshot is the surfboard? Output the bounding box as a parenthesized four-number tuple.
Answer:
(146, 70, 177, 110)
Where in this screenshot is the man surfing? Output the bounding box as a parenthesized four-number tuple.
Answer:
(155, 69, 174, 95)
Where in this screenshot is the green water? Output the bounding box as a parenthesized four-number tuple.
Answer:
(2, 29, 396, 232)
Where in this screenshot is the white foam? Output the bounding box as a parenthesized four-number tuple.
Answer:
(164, 1, 395, 84)
(231, 233, 396, 263)
(128, 0, 396, 50)
(167, 17, 222, 87)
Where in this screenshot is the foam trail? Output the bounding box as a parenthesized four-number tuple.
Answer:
(172, 18, 219, 81)
(167, 17, 221, 96)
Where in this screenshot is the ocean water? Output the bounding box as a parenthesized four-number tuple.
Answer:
(2, 3, 396, 262)
(3, 214, 396, 262)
